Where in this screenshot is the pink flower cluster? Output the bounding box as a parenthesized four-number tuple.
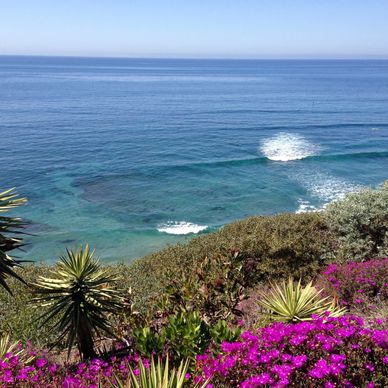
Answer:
(0, 352, 144, 387)
(195, 315, 388, 387)
(319, 258, 388, 310)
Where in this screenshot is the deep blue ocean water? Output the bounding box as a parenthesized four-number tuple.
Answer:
(1, 56, 387, 262)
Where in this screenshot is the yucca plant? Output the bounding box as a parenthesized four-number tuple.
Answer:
(0, 188, 28, 293)
(33, 245, 122, 359)
(258, 277, 346, 323)
(106, 357, 208, 388)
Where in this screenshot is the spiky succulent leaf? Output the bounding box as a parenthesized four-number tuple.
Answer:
(0, 188, 28, 293)
(258, 277, 346, 322)
(125, 357, 208, 388)
(33, 245, 122, 358)
(0, 333, 35, 363)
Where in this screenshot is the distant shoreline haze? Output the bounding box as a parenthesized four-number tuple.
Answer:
(1, 55, 388, 60)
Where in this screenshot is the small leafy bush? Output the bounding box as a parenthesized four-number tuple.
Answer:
(134, 326, 166, 357)
(318, 258, 388, 313)
(195, 315, 388, 387)
(134, 311, 241, 367)
(163, 311, 210, 363)
(209, 320, 242, 349)
(325, 181, 388, 261)
(163, 251, 249, 324)
(257, 278, 345, 323)
(134, 311, 210, 364)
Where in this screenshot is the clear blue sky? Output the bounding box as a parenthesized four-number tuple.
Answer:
(1, 0, 387, 58)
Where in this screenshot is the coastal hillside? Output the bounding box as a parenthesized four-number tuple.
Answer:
(2, 183, 388, 330)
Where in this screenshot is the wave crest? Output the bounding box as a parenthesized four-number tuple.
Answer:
(295, 199, 317, 214)
(157, 221, 208, 235)
(260, 133, 318, 161)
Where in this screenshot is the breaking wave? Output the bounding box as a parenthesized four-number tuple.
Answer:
(157, 221, 208, 235)
(260, 133, 319, 161)
(295, 199, 318, 214)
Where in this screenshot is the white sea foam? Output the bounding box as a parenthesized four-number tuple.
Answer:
(294, 171, 362, 214)
(295, 199, 317, 214)
(306, 173, 362, 203)
(157, 221, 208, 235)
(260, 133, 318, 161)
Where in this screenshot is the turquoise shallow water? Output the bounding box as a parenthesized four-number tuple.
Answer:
(1, 57, 388, 262)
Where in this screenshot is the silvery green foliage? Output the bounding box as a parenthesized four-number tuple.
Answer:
(325, 181, 388, 261)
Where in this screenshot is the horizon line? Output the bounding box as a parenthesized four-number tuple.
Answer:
(1, 54, 388, 61)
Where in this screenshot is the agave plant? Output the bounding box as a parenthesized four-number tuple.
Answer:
(128, 357, 189, 388)
(106, 357, 209, 388)
(0, 333, 34, 363)
(33, 245, 122, 359)
(258, 277, 346, 323)
(0, 188, 28, 293)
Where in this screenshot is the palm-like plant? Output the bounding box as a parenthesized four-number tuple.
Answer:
(0, 188, 28, 293)
(258, 278, 346, 323)
(33, 245, 122, 359)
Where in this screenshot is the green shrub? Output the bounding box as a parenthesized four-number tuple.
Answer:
(133, 311, 241, 368)
(209, 319, 242, 348)
(0, 265, 55, 346)
(325, 181, 388, 261)
(162, 311, 210, 363)
(134, 311, 210, 365)
(163, 251, 248, 324)
(129, 212, 336, 312)
(133, 326, 165, 356)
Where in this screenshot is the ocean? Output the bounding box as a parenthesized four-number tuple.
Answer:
(1, 56, 387, 263)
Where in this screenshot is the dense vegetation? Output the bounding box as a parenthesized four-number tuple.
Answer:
(0, 182, 387, 386)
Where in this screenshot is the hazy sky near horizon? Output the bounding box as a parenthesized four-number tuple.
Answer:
(1, 0, 388, 58)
